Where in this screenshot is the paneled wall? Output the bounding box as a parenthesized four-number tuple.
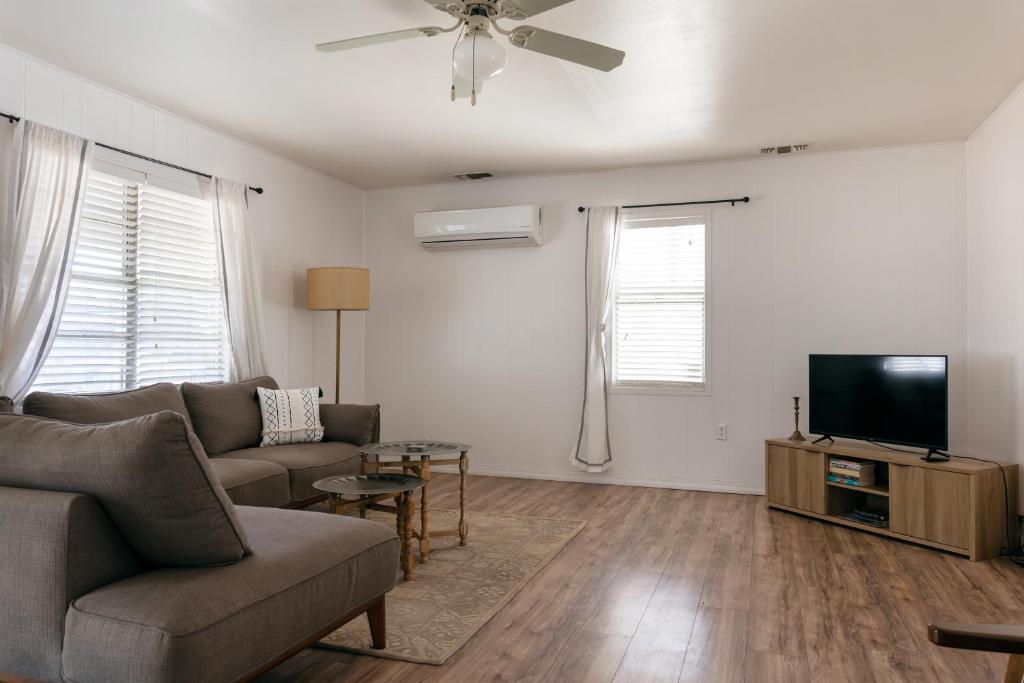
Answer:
(0, 43, 368, 399)
(966, 81, 1024, 502)
(365, 145, 967, 492)
(0, 39, 981, 497)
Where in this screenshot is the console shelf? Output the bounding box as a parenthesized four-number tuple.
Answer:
(765, 437, 1018, 561)
(826, 480, 889, 497)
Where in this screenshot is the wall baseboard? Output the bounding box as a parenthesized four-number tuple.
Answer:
(430, 463, 765, 496)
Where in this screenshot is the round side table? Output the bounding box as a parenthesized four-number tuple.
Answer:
(359, 441, 471, 563)
(313, 473, 424, 581)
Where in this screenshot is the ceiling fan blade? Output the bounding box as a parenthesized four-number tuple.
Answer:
(500, 0, 576, 20)
(315, 27, 446, 52)
(422, 0, 468, 17)
(507, 26, 625, 72)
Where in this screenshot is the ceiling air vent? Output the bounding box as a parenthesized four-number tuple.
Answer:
(761, 144, 810, 156)
(452, 172, 494, 181)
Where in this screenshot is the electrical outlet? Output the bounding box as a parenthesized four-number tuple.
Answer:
(717, 424, 728, 441)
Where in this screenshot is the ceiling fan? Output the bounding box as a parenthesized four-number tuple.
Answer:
(315, 0, 626, 105)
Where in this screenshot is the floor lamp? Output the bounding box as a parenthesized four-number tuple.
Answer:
(306, 267, 369, 404)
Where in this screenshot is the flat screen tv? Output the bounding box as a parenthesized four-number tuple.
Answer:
(808, 354, 948, 451)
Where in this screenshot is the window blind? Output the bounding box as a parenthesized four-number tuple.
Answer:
(612, 209, 707, 389)
(32, 168, 228, 394)
(136, 184, 227, 385)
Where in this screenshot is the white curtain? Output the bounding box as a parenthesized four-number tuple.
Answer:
(570, 206, 621, 472)
(0, 121, 92, 403)
(211, 178, 267, 381)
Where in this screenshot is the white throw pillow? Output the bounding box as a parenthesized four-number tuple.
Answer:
(257, 387, 325, 447)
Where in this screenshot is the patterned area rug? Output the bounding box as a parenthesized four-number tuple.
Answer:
(316, 508, 585, 665)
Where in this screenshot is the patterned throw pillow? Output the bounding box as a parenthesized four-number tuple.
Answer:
(257, 387, 325, 447)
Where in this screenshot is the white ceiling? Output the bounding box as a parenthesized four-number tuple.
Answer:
(1, 0, 1023, 189)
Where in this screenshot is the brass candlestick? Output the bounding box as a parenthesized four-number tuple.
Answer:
(790, 396, 806, 442)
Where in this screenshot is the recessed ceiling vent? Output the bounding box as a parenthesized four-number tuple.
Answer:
(452, 172, 494, 181)
(761, 144, 810, 156)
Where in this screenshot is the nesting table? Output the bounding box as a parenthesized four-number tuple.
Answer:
(313, 473, 424, 581)
(360, 441, 471, 564)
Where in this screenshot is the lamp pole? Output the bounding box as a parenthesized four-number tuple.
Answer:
(335, 310, 342, 404)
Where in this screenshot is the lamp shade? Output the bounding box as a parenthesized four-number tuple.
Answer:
(307, 267, 370, 311)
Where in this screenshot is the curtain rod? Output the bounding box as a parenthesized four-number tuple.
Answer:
(577, 197, 749, 213)
(1, 110, 264, 195)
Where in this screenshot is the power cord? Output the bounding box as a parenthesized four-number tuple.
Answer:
(867, 440, 1024, 566)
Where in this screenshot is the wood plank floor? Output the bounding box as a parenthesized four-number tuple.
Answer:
(257, 474, 1024, 682)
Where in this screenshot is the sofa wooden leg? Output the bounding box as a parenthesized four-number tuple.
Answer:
(367, 596, 386, 650)
(1006, 654, 1024, 683)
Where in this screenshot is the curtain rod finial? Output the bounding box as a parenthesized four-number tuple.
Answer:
(250, 187, 264, 195)
(578, 206, 586, 213)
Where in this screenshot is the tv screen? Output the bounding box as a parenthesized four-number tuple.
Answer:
(809, 354, 948, 450)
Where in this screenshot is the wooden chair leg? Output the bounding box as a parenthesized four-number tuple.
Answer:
(367, 596, 386, 650)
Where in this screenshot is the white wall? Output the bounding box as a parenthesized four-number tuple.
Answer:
(365, 145, 967, 492)
(0, 43, 368, 400)
(966, 81, 1024, 500)
(0, 39, 983, 498)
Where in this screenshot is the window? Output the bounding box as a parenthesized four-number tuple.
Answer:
(32, 167, 229, 393)
(611, 208, 708, 393)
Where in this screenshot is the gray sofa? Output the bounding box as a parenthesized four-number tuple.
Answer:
(22, 376, 380, 509)
(0, 385, 398, 683)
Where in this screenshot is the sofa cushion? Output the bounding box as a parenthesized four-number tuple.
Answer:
(181, 376, 279, 455)
(208, 457, 291, 508)
(0, 411, 251, 566)
(63, 506, 399, 683)
(321, 403, 380, 445)
(257, 386, 325, 446)
(0, 396, 13, 413)
(22, 382, 189, 423)
(221, 441, 362, 501)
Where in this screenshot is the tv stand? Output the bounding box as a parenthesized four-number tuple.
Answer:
(765, 437, 1018, 561)
(922, 449, 951, 463)
(812, 434, 834, 446)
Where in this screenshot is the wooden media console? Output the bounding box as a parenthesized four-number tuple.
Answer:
(765, 437, 1018, 561)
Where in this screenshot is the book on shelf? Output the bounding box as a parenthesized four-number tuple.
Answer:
(829, 458, 874, 473)
(828, 467, 876, 483)
(828, 473, 877, 486)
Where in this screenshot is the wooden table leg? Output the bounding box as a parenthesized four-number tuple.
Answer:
(402, 491, 415, 580)
(459, 450, 469, 546)
(394, 493, 411, 581)
(420, 455, 431, 563)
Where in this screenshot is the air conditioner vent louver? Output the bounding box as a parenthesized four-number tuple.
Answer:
(452, 172, 494, 181)
(761, 144, 810, 156)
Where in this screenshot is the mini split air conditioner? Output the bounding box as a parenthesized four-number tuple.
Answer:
(414, 205, 542, 249)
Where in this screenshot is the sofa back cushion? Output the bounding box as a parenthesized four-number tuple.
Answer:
(181, 376, 279, 455)
(0, 411, 251, 566)
(23, 382, 189, 424)
(321, 403, 381, 445)
(0, 396, 12, 413)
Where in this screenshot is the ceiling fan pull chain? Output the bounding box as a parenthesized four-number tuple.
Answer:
(472, 33, 477, 104)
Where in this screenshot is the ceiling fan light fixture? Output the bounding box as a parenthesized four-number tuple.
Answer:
(453, 29, 508, 82)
